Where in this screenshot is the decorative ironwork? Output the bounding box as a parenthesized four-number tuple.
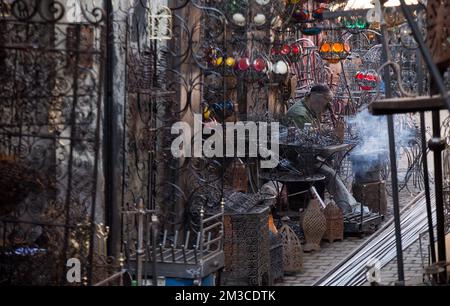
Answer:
(148, 0, 173, 40)
(0, 0, 106, 285)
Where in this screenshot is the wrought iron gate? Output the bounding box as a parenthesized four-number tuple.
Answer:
(0, 0, 106, 285)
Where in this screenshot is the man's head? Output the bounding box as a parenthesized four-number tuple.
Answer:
(305, 84, 333, 116)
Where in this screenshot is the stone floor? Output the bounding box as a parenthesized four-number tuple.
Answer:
(276, 182, 428, 286)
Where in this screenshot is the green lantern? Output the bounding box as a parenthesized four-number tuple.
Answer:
(355, 17, 367, 29)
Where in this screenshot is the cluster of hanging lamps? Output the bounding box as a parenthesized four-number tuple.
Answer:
(339, 16, 368, 30)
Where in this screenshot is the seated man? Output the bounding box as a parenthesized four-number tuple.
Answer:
(285, 84, 368, 215)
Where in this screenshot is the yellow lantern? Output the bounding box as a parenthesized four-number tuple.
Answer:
(225, 56, 236, 67)
(214, 56, 223, 66)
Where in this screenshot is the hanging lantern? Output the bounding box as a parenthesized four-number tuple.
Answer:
(237, 57, 251, 71)
(319, 40, 350, 63)
(253, 13, 267, 26)
(355, 70, 379, 91)
(227, 0, 248, 26)
(232, 13, 246, 26)
(291, 43, 301, 55)
(271, 42, 302, 63)
(273, 60, 289, 75)
(253, 57, 268, 72)
(280, 44, 291, 55)
(225, 56, 236, 67)
(300, 26, 322, 36)
(340, 16, 368, 31)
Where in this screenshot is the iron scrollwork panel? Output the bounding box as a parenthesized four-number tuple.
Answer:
(0, 0, 106, 285)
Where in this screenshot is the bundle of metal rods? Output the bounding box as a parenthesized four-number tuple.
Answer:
(314, 192, 435, 286)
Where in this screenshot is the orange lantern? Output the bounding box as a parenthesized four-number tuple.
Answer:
(331, 42, 343, 53)
(319, 40, 350, 63)
(319, 42, 331, 53)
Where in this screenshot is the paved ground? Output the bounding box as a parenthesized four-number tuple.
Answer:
(361, 236, 428, 286)
(276, 182, 427, 286)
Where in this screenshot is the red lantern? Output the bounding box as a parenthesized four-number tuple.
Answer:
(280, 44, 291, 55)
(238, 57, 250, 71)
(291, 44, 301, 55)
(253, 58, 267, 72)
(355, 70, 379, 90)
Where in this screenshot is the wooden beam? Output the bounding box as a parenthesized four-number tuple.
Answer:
(368, 93, 450, 115)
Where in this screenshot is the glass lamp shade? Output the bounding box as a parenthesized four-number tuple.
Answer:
(280, 44, 291, 55)
(253, 13, 266, 26)
(225, 57, 236, 67)
(331, 42, 344, 53)
(253, 58, 267, 72)
(301, 27, 322, 36)
(232, 13, 246, 26)
(237, 57, 250, 71)
(291, 44, 301, 55)
(355, 70, 379, 90)
(273, 60, 288, 74)
(319, 42, 331, 53)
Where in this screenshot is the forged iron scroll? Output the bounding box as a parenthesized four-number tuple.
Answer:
(0, 0, 106, 285)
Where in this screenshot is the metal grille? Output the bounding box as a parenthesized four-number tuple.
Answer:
(222, 206, 271, 286)
(0, 0, 106, 285)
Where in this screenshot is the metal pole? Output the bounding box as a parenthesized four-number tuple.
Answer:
(136, 199, 145, 286)
(398, 0, 448, 284)
(416, 49, 437, 265)
(429, 111, 447, 284)
(151, 216, 158, 286)
(379, 20, 405, 285)
(104, 0, 121, 265)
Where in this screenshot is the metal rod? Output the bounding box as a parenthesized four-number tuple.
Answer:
(104, 0, 121, 268)
(136, 199, 144, 286)
(380, 21, 405, 284)
(416, 49, 437, 265)
(202, 221, 222, 233)
(184, 230, 190, 248)
(315, 193, 433, 286)
(202, 212, 223, 224)
(429, 110, 448, 283)
(151, 216, 158, 286)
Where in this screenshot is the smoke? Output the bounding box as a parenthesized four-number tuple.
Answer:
(348, 108, 416, 169)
